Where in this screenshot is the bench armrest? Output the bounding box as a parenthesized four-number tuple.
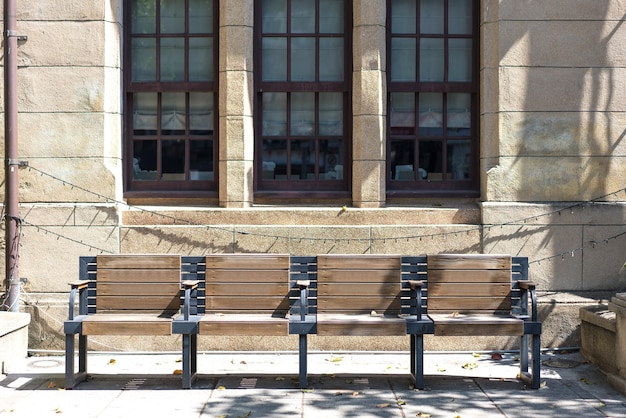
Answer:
(68, 280, 89, 320)
(182, 280, 199, 289)
(181, 281, 200, 321)
(408, 281, 424, 320)
(297, 281, 310, 321)
(517, 280, 538, 322)
(408, 280, 423, 290)
(296, 280, 310, 288)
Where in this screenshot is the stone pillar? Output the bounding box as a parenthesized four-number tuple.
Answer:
(352, 1, 386, 208)
(609, 293, 626, 392)
(218, 0, 254, 208)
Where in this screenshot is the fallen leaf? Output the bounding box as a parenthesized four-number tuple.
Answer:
(580, 377, 593, 385)
(48, 381, 57, 389)
(437, 366, 446, 372)
(217, 385, 226, 390)
(454, 414, 461, 418)
(472, 353, 480, 358)
(417, 413, 431, 418)
(450, 311, 459, 317)
(327, 356, 343, 363)
(173, 369, 183, 375)
(397, 399, 407, 406)
(217, 415, 228, 418)
(108, 359, 116, 365)
(376, 403, 390, 409)
(175, 358, 182, 363)
(334, 392, 343, 397)
(491, 353, 503, 360)
(462, 362, 478, 370)
(352, 391, 359, 397)
(371, 310, 378, 316)
(301, 389, 314, 393)
(345, 379, 353, 384)
(241, 412, 252, 418)
(275, 376, 285, 381)
(55, 407, 63, 414)
(240, 360, 247, 365)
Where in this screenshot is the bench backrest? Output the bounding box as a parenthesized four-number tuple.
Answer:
(426, 254, 517, 315)
(317, 254, 403, 316)
(93, 254, 182, 314)
(204, 254, 290, 316)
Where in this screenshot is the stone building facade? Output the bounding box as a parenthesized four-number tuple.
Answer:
(1, 0, 625, 352)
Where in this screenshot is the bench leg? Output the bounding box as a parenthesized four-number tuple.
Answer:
(411, 334, 425, 390)
(65, 333, 88, 389)
(519, 333, 541, 389)
(182, 333, 198, 389)
(299, 334, 308, 389)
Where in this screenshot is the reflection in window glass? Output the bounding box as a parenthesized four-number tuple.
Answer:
(291, 140, 315, 180)
(263, 93, 287, 136)
(390, 93, 415, 135)
(262, 139, 286, 179)
(161, 38, 185, 81)
(132, 38, 156, 82)
(162, 140, 186, 179)
(189, 92, 214, 134)
(291, 93, 315, 136)
(132, 0, 156, 34)
(419, 141, 443, 180)
(449, 0, 473, 35)
(263, 0, 288, 33)
(420, 0, 444, 34)
(319, 38, 344, 81)
(392, 0, 416, 34)
(189, 38, 213, 81)
(291, 38, 316, 81)
(447, 140, 471, 179)
(133, 92, 158, 134)
(292, 0, 316, 33)
(420, 38, 444, 82)
(320, 0, 343, 33)
(319, 93, 343, 136)
(133, 140, 158, 179)
(447, 93, 471, 136)
(189, 0, 213, 33)
(448, 39, 472, 82)
(263, 37, 287, 81)
(390, 140, 415, 180)
(419, 93, 443, 136)
(190, 140, 213, 180)
(320, 139, 343, 180)
(161, 0, 185, 33)
(162, 92, 186, 134)
(391, 38, 416, 82)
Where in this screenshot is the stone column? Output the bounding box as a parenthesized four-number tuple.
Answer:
(218, 0, 254, 208)
(352, 1, 386, 208)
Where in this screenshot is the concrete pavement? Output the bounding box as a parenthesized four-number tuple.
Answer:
(1, 350, 625, 417)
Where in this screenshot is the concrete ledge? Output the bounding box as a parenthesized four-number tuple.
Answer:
(0, 312, 31, 374)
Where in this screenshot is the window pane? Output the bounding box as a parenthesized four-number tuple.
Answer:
(320, 0, 344, 33)
(189, 37, 213, 81)
(390, 92, 415, 135)
(419, 93, 443, 136)
(447, 140, 471, 179)
(189, 0, 213, 33)
(447, 93, 471, 136)
(161, 37, 185, 81)
(420, 38, 444, 81)
(189, 92, 214, 134)
(263, 37, 287, 81)
(292, 0, 315, 33)
(132, 0, 156, 34)
(419, 141, 443, 180)
(291, 140, 315, 180)
(390, 140, 415, 180)
(448, 39, 472, 82)
(391, 38, 416, 82)
(263, 93, 287, 136)
(420, 0, 444, 34)
(320, 139, 343, 179)
(291, 92, 315, 136)
(133, 93, 158, 134)
(449, 0, 473, 35)
(162, 139, 186, 179)
(133, 140, 158, 179)
(319, 38, 344, 81)
(263, 0, 287, 33)
(162, 92, 186, 134)
(319, 92, 343, 136)
(190, 140, 213, 180)
(161, 0, 185, 33)
(291, 37, 316, 81)
(391, 0, 416, 34)
(262, 139, 286, 179)
(132, 38, 157, 81)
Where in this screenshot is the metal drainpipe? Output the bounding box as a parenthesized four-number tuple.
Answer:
(3, 0, 20, 312)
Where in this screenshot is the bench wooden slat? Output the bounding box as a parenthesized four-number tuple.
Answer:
(82, 320, 172, 335)
(97, 283, 181, 297)
(97, 295, 181, 311)
(316, 314, 406, 336)
(206, 254, 290, 269)
(318, 296, 401, 313)
(428, 296, 512, 312)
(205, 296, 290, 312)
(427, 269, 511, 283)
(97, 255, 181, 269)
(427, 283, 511, 298)
(429, 314, 524, 336)
(427, 254, 511, 270)
(199, 314, 288, 336)
(317, 269, 399, 283)
(318, 254, 401, 270)
(97, 269, 181, 283)
(207, 270, 289, 283)
(318, 283, 401, 297)
(205, 282, 286, 297)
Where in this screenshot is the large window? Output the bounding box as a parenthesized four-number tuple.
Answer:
(255, 0, 351, 195)
(387, 0, 478, 196)
(125, 0, 217, 196)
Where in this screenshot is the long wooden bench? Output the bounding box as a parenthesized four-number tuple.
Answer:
(404, 254, 541, 389)
(295, 254, 429, 388)
(173, 253, 312, 387)
(64, 255, 199, 389)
